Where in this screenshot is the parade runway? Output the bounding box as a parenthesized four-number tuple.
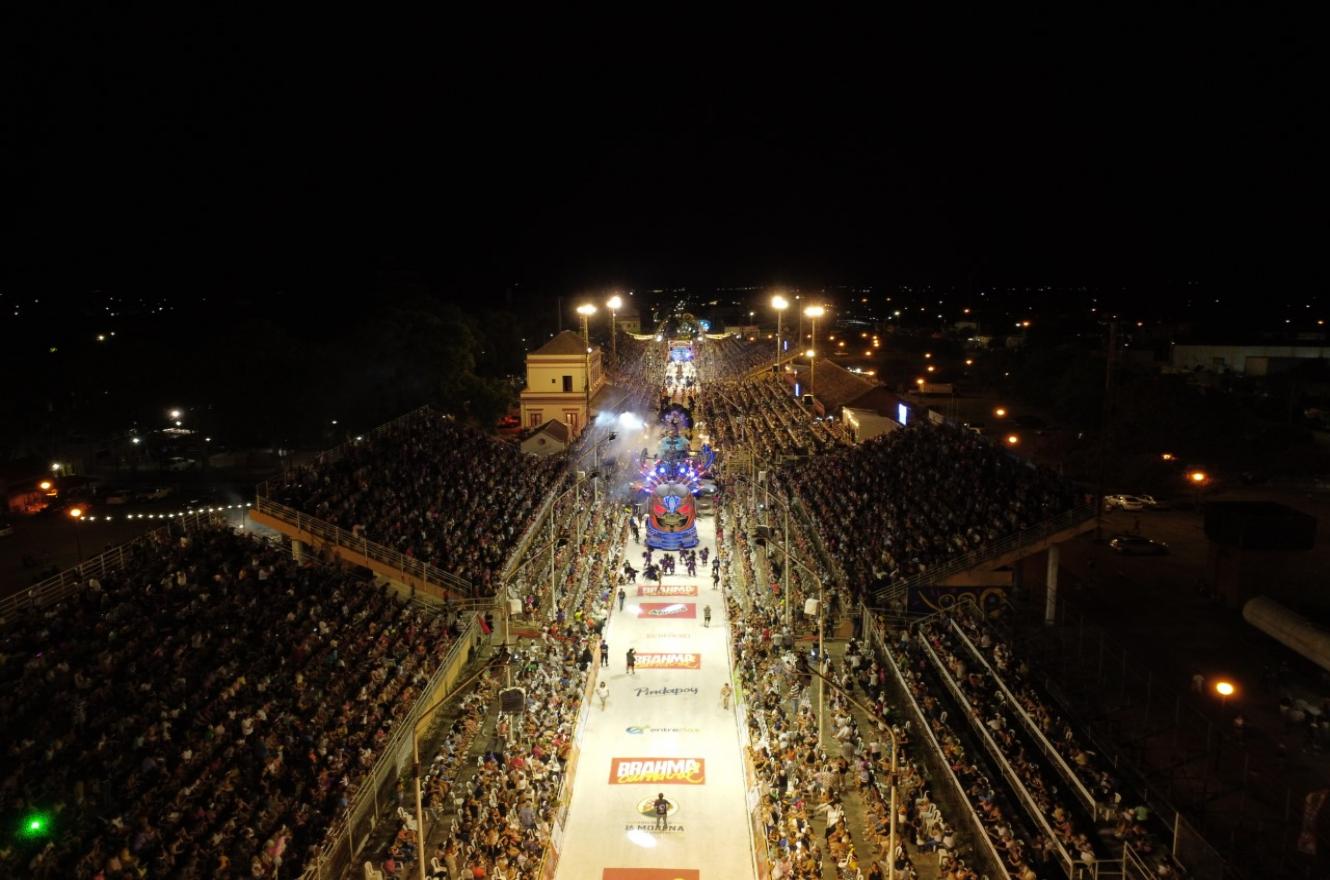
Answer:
(554, 515, 758, 880)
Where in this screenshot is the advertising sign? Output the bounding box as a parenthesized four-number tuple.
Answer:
(602, 870, 699, 880)
(609, 757, 706, 785)
(638, 602, 696, 619)
(637, 583, 698, 597)
(633, 653, 701, 670)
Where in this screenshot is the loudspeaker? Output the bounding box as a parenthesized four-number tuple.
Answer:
(804, 598, 819, 616)
(499, 687, 526, 714)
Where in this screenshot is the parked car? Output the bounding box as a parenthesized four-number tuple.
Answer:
(1104, 494, 1158, 511)
(1109, 536, 1170, 556)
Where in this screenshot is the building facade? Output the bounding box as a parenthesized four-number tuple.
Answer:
(518, 330, 605, 438)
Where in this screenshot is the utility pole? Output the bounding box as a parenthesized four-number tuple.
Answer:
(1094, 319, 1118, 541)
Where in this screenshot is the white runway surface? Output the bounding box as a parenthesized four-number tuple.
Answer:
(554, 517, 757, 880)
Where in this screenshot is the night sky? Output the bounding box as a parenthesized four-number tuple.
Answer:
(4, 10, 1323, 304)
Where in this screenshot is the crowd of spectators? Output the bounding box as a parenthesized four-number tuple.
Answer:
(884, 627, 1054, 879)
(917, 621, 1103, 871)
(271, 413, 566, 589)
(948, 611, 1174, 868)
(697, 335, 780, 383)
(0, 527, 463, 879)
(780, 423, 1081, 593)
(703, 378, 847, 461)
(371, 497, 631, 879)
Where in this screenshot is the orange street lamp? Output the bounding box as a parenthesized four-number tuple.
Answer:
(994, 407, 1007, 418)
(915, 377, 925, 387)
(1006, 434, 1020, 446)
(1161, 453, 1176, 461)
(38, 480, 53, 493)
(924, 352, 932, 359)
(68, 506, 86, 562)
(926, 365, 936, 373)
(964, 358, 974, 366)
(1215, 680, 1236, 710)
(1189, 470, 1208, 484)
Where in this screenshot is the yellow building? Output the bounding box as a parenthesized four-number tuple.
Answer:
(519, 330, 605, 438)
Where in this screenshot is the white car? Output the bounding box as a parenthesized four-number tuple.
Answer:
(1105, 494, 1158, 511)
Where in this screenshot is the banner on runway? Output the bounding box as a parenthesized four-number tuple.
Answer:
(639, 602, 696, 619)
(609, 757, 706, 785)
(637, 583, 698, 597)
(603, 870, 699, 880)
(633, 652, 701, 670)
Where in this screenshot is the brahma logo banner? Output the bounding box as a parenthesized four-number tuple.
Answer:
(634, 653, 701, 670)
(609, 757, 706, 785)
(639, 602, 696, 619)
(602, 870, 699, 880)
(637, 583, 698, 597)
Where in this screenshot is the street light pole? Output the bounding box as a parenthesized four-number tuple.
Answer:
(607, 295, 622, 363)
(772, 294, 789, 374)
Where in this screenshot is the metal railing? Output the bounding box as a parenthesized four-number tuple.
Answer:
(252, 495, 479, 599)
(299, 615, 483, 880)
(870, 502, 1097, 607)
(916, 632, 1078, 877)
(864, 612, 1013, 880)
(0, 511, 222, 618)
(947, 615, 1101, 819)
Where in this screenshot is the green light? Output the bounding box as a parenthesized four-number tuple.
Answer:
(19, 812, 50, 839)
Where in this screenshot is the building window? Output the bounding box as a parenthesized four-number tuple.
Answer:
(562, 375, 573, 392)
(529, 412, 542, 427)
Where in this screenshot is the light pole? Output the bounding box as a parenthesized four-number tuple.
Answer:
(804, 305, 824, 401)
(805, 350, 817, 401)
(1189, 470, 1209, 512)
(771, 294, 788, 373)
(68, 506, 85, 564)
(607, 294, 622, 362)
(803, 303, 823, 351)
(576, 303, 597, 349)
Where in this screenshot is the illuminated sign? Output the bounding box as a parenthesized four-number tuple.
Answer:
(637, 583, 698, 597)
(898, 402, 909, 425)
(633, 653, 701, 670)
(609, 757, 706, 785)
(625, 725, 701, 735)
(639, 602, 696, 619)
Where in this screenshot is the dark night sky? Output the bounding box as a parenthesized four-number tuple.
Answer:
(4, 9, 1324, 303)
